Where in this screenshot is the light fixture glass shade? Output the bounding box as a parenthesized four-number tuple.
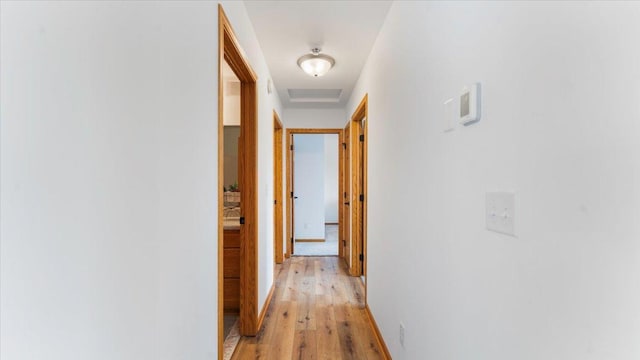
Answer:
(297, 53, 335, 77)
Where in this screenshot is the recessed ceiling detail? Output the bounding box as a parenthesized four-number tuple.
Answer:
(288, 89, 342, 103)
(244, 1, 392, 109)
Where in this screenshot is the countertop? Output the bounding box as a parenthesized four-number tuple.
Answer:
(223, 217, 240, 230)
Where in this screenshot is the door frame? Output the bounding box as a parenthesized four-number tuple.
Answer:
(217, 5, 259, 356)
(273, 111, 284, 264)
(349, 94, 368, 279)
(285, 128, 343, 258)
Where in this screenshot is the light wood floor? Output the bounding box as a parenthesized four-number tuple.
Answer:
(231, 256, 384, 360)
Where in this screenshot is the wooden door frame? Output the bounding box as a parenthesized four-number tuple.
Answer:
(273, 111, 284, 264)
(285, 128, 343, 258)
(349, 94, 368, 279)
(217, 5, 259, 355)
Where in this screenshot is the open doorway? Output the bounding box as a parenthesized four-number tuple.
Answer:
(220, 59, 241, 352)
(286, 129, 343, 258)
(293, 133, 339, 256)
(217, 5, 259, 360)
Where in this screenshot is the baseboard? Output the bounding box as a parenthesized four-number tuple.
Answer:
(365, 305, 392, 360)
(324, 222, 339, 225)
(295, 238, 325, 242)
(256, 282, 276, 332)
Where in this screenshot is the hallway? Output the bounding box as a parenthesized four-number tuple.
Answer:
(4, 2, 640, 359)
(231, 257, 383, 359)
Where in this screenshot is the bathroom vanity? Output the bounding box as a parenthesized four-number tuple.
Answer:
(223, 218, 240, 311)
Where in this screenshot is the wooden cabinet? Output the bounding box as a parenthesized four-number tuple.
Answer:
(224, 228, 240, 312)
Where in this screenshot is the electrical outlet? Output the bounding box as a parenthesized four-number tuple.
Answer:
(399, 322, 405, 348)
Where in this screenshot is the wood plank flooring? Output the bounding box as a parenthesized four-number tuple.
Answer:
(231, 256, 384, 360)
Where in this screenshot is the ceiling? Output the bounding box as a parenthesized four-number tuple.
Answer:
(244, 1, 392, 109)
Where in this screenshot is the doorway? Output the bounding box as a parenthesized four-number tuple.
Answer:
(286, 129, 343, 258)
(220, 58, 242, 353)
(217, 5, 259, 360)
(293, 133, 339, 255)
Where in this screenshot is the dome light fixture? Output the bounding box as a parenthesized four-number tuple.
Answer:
(297, 48, 335, 77)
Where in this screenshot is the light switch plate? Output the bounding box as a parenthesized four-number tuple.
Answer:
(486, 192, 515, 236)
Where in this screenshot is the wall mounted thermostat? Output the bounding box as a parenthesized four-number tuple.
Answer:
(460, 83, 481, 125)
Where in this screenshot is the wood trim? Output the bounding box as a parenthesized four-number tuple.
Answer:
(365, 305, 392, 360)
(338, 128, 342, 260)
(273, 111, 284, 264)
(256, 281, 276, 332)
(325, 222, 339, 225)
(218, 4, 259, 345)
(285, 128, 343, 258)
(217, 7, 224, 358)
(285, 133, 293, 258)
(240, 80, 259, 337)
(295, 238, 326, 243)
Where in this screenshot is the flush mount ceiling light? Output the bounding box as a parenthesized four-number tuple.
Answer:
(297, 48, 335, 77)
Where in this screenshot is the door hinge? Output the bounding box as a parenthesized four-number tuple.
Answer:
(342, 240, 346, 247)
(290, 144, 294, 150)
(274, 200, 277, 205)
(359, 134, 364, 142)
(359, 253, 364, 261)
(344, 192, 347, 198)
(359, 194, 365, 202)
(290, 191, 294, 198)
(342, 142, 347, 149)
(291, 237, 294, 245)
(239, 217, 245, 225)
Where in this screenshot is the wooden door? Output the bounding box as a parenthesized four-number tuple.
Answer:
(273, 114, 283, 263)
(358, 120, 365, 275)
(342, 124, 351, 267)
(289, 133, 296, 255)
(348, 95, 368, 278)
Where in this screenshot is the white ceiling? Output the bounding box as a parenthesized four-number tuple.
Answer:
(244, 1, 392, 109)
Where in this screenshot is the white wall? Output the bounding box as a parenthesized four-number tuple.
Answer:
(348, 2, 640, 360)
(283, 108, 347, 129)
(1, 1, 282, 359)
(324, 134, 339, 223)
(293, 134, 326, 239)
(1, 2, 218, 359)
